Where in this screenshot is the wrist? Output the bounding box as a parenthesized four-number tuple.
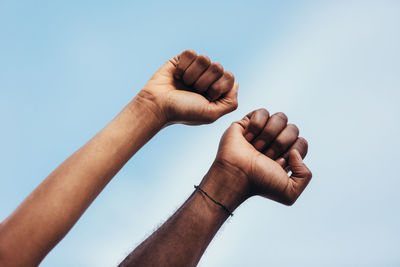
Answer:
(199, 161, 251, 212)
(131, 89, 169, 128)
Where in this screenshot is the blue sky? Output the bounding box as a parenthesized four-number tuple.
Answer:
(0, 1, 399, 266)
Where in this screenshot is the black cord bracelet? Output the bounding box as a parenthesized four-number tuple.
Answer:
(194, 185, 234, 217)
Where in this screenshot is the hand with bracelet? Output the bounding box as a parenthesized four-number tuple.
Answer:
(120, 108, 312, 267)
(0, 50, 238, 267)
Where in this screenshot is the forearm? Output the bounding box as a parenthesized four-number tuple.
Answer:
(0, 92, 165, 266)
(120, 164, 248, 267)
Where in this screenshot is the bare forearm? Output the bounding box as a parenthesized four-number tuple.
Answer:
(121, 193, 225, 267)
(0, 92, 165, 266)
(0, 49, 240, 266)
(120, 107, 312, 267)
(120, 164, 248, 267)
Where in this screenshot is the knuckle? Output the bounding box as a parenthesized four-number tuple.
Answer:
(273, 112, 288, 122)
(298, 137, 308, 147)
(223, 70, 235, 81)
(210, 62, 224, 74)
(254, 108, 269, 119)
(257, 108, 270, 118)
(297, 137, 309, 151)
(197, 55, 211, 66)
(287, 124, 299, 136)
(181, 49, 197, 58)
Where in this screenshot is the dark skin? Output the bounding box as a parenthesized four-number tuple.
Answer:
(120, 109, 312, 267)
(0, 50, 237, 267)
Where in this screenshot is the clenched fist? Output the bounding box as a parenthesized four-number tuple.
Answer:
(201, 109, 312, 208)
(138, 50, 238, 125)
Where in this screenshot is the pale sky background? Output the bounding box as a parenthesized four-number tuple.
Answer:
(1, 1, 399, 266)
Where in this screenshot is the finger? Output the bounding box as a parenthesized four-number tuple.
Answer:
(281, 149, 312, 205)
(193, 62, 224, 92)
(243, 108, 270, 142)
(278, 137, 308, 171)
(182, 55, 211, 85)
(174, 50, 197, 79)
(206, 71, 235, 101)
(206, 82, 239, 122)
(264, 124, 299, 159)
(252, 112, 287, 151)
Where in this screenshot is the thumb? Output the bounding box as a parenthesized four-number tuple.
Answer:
(151, 52, 180, 80)
(156, 57, 177, 76)
(288, 149, 312, 194)
(211, 82, 239, 118)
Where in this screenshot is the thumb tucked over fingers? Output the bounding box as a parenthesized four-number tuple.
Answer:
(288, 149, 312, 192)
(289, 150, 309, 176)
(213, 82, 239, 117)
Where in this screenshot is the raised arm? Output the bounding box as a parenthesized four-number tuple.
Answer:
(120, 109, 312, 267)
(0, 50, 238, 267)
